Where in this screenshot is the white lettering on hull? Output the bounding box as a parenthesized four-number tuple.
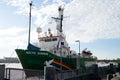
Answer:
(26, 51, 48, 55)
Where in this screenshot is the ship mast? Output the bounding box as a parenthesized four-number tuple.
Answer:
(52, 5, 64, 36)
(28, 1, 32, 46)
(58, 5, 64, 33)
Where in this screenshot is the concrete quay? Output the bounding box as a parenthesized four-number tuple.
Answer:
(111, 74, 120, 80)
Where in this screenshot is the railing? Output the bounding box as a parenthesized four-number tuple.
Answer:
(55, 69, 93, 80)
(0, 65, 5, 80)
(5, 68, 44, 80)
(44, 67, 95, 80)
(3, 63, 120, 80)
(4, 67, 93, 80)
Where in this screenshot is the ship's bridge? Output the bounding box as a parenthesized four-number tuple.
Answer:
(39, 36, 58, 42)
(38, 36, 60, 51)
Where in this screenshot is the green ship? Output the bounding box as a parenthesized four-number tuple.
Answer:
(15, 2, 97, 71)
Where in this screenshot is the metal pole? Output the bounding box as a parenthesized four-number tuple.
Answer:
(28, 2, 32, 45)
(60, 47, 62, 70)
(75, 40, 80, 54)
(75, 40, 80, 69)
(79, 41, 80, 55)
(8, 68, 10, 80)
(60, 15, 63, 32)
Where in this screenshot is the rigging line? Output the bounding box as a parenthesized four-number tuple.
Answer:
(5, 40, 22, 67)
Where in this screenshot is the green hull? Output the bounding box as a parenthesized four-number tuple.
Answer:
(15, 49, 96, 70)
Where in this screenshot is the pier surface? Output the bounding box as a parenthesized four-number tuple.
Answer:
(111, 75, 120, 80)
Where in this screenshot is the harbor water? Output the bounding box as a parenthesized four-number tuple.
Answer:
(0, 63, 22, 69)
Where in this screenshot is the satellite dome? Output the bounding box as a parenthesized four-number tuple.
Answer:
(36, 27, 42, 33)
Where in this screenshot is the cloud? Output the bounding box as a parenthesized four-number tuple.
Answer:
(0, 26, 38, 57)
(4, 0, 30, 15)
(0, 27, 27, 36)
(64, 0, 120, 43)
(0, 26, 28, 58)
(0, 27, 27, 46)
(3, 0, 120, 43)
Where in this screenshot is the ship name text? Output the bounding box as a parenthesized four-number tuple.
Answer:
(26, 51, 48, 55)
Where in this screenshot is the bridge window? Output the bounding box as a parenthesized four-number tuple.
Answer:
(40, 38, 57, 42)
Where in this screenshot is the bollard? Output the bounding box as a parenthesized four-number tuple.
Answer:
(0, 65, 5, 80)
(109, 63, 115, 74)
(107, 74, 113, 80)
(44, 66, 56, 80)
(107, 63, 115, 75)
(117, 63, 120, 72)
(92, 64, 101, 80)
(107, 63, 116, 80)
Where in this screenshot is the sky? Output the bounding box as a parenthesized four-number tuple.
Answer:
(0, 0, 120, 59)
